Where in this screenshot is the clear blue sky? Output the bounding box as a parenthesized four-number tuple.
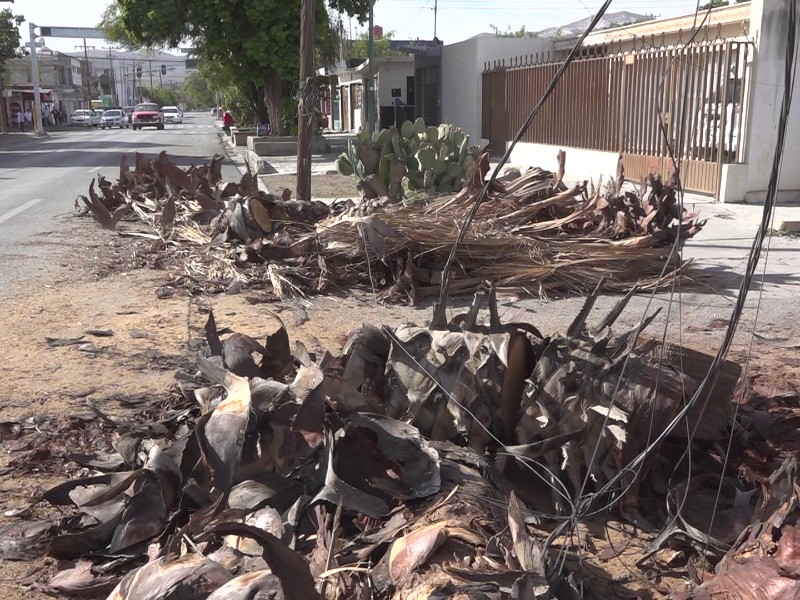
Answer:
(10, 0, 706, 53)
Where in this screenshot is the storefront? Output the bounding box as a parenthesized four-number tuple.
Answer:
(3, 87, 53, 129)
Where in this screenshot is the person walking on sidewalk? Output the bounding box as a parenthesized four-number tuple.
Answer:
(15, 110, 24, 131)
(222, 110, 234, 135)
(23, 108, 32, 132)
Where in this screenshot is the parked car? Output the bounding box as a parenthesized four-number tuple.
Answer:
(100, 109, 124, 129)
(121, 106, 135, 127)
(70, 109, 101, 127)
(162, 106, 183, 124)
(131, 103, 164, 130)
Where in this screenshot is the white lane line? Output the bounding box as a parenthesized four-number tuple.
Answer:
(0, 198, 45, 226)
(87, 166, 103, 173)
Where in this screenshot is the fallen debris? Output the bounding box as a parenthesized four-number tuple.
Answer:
(2, 284, 796, 599)
(76, 150, 704, 301)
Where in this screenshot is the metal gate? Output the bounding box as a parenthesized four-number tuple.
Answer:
(482, 38, 752, 196)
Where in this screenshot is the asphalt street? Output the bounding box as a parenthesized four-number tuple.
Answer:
(0, 111, 239, 294)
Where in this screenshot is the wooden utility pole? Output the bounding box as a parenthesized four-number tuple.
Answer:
(296, 0, 316, 202)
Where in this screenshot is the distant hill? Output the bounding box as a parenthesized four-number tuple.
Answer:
(536, 11, 654, 38)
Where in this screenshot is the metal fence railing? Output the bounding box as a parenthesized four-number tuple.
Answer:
(482, 35, 752, 195)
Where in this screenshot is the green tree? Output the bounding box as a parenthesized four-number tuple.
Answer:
(489, 24, 538, 38)
(349, 29, 406, 58)
(0, 9, 23, 70)
(101, 0, 370, 134)
(182, 71, 215, 110)
(699, 0, 729, 9)
(140, 86, 180, 106)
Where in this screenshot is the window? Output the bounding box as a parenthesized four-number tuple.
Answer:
(353, 84, 362, 109)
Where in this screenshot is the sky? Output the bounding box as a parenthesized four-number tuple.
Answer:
(9, 0, 706, 54)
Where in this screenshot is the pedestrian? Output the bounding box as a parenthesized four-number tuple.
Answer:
(222, 110, 234, 135)
(16, 109, 24, 131)
(24, 108, 32, 131)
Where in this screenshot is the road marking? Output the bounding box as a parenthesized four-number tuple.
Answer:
(87, 166, 103, 173)
(0, 198, 45, 226)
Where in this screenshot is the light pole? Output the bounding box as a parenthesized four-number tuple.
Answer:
(28, 23, 45, 135)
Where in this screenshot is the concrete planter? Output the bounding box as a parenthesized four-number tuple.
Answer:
(243, 149, 276, 175)
(231, 128, 256, 146)
(247, 135, 330, 156)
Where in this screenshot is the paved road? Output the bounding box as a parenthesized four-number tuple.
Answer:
(0, 111, 239, 293)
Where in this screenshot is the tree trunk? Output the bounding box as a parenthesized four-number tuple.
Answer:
(296, 0, 316, 202)
(246, 82, 269, 125)
(264, 74, 285, 137)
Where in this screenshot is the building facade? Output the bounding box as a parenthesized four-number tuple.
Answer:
(2, 48, 87, 127)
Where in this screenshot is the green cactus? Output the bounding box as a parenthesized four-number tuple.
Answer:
(400, 120, 415, 139)
(337, 117, 479, 201)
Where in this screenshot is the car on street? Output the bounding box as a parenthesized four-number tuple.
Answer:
(121, 106, 135, 127)
(131, 103, 164, 130)
(100, 109, 124, 129)
(70, 109, 102, 127)
(162, 106, 183, 124)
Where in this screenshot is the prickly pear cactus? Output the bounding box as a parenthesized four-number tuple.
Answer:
(335, 117, 479, 202)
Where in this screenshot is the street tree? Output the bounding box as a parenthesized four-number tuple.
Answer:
(101, 0, 370, 134)
(182, 72, 215, 110)
(0, 8, 23, 67)
(0, 8, 23, 130)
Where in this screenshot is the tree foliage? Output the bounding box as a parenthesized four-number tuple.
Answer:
(348, 29, 406, 58)
(141, 85, 180, 107)
(699, 0, 732, 9)
(489, 24, 539, 39)
(182, 71, 215, 110)
(0, 9, 23, 68)
(102, 0, 370, 133)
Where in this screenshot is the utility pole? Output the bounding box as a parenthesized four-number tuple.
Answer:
(75, 39, 94, 121)
(148, 59, 153, 96)
(28, 23, 45, 135)
(434, 0, 438, 38)
(296, 0, 316, 202)
(367, 0, 375, 134)
(103, 46, 118, 105)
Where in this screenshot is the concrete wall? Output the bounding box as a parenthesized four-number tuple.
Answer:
(510, 143, 620, 186)
(376, 59, 413, 105)
(441, 38, 479, 142)
(739, 0, 800, 203)
(441, 35, 554, 147)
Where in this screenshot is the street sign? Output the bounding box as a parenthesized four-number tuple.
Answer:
(37, 26, 105, 39)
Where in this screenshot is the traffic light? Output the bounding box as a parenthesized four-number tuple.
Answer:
(161, 64, 166, 75)
(136, 66, 142, 79)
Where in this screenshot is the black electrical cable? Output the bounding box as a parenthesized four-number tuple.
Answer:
(430, 0, 615, 327)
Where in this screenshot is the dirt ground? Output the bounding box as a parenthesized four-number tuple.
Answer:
(0, 206, 797, 598)
(259, 172, 360, 199)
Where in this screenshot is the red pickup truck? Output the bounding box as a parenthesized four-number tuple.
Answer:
(131, 103, 164, 130)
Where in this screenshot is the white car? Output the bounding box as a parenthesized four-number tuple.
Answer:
(70, 109, 102, 127)
(100, 109, 124, 129)
(162, 106, 183, 124)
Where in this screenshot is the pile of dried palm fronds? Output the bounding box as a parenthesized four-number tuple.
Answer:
(2, 286, 798, 598)
(76, 150, 704, 300)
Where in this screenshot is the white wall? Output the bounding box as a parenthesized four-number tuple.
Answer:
(741, 0, 800, 203)
(376, 60, 413, 106)
(442, 38, 479, 142)
(442, 35, 554, 147)
(510, 143, 620, 186)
